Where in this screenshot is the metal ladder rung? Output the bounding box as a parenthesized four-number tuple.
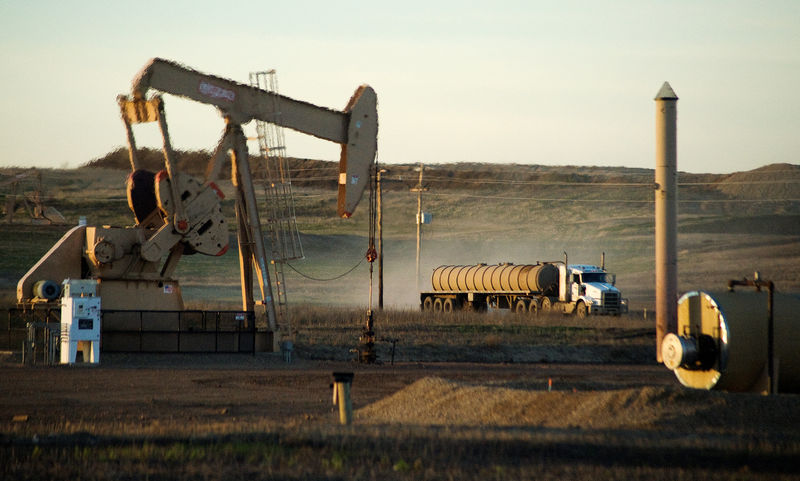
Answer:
(250, 69, 303, 337)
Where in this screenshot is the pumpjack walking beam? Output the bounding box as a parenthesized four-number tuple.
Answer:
(118, 57, 378, 338)
(128, 58, 378, 218)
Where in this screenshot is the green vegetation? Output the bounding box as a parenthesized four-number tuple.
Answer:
(3, 424, 799, 480)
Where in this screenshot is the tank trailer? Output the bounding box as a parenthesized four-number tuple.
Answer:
(420, 261, 627, 318)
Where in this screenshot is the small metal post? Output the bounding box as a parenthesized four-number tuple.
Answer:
(281, 340, 293, 363)
(383, 337, 399, 365)
(767, 280, 775, 394)
(332, 372, 354, 425)
(359, 311, 377, 364)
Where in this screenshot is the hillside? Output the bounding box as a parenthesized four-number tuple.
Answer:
(715, 162, 800, 202)
(1, 156, 798, 309)
(82, 149, 800, 198)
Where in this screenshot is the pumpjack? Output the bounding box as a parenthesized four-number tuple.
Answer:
(17, 58, 378, 349)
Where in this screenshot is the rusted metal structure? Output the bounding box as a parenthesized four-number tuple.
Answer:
(2, 169, 66, 224)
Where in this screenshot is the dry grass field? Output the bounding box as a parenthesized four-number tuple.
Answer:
(2, 351, 799, 480)
(1, 158, 799, 479)
(3, 159, 798, 308)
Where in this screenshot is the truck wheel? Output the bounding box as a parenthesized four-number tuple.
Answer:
(423, 296, 433, 311)
(515, 300, 527, 315)
(443, 298, 454, 313)
(528, 299, 539, 316)
(433, 298, 443, 312)
(576, 301, 588, 319)
(540, 297, 552, 313)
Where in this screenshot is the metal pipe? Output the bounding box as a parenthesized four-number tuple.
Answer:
(654, 82, 678, 363)
(332, 372, 354, 425)
(411, 164, 425, 292)
(377, 169, 387, 310)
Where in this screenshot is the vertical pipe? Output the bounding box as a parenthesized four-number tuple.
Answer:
(377, 169, 386, 310)
(337, 382, 353, 425)
(332, 372, 354, 425)
(654, 82, 679, 363)
(413, 164, 424, 293)
(767, 280, 776, 394)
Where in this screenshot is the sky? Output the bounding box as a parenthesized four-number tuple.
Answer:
(1, 1, 798, 174)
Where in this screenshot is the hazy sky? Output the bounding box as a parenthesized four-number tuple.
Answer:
(1, 1, 798, 174)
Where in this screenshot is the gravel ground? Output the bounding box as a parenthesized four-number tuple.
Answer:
(2, 353, 800, 480)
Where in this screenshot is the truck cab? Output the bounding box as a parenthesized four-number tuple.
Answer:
(558, 264, 627, 317)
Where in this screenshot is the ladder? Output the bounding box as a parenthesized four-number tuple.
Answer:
(248, 70, 304, 337)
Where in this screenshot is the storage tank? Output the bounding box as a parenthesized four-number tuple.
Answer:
(430, 263, 558, 294)
(661, 290, 800, 392)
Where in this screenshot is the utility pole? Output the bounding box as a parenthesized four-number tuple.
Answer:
(410, 163, 428, 292)
(377, 168, 387, 310)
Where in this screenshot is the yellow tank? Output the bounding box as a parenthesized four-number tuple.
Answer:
(662, 290, 800, 392)
(430, 263, 558, 293)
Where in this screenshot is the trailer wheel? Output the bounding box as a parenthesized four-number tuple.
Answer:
(423, 296, 433, 311)
(576, 301, 588, 319)
(442, 298, 454, 312)
(528, 299, 539, 316)
(514, 300, 527, 314)
(540, 297, 552, 313)
(433, 298, 443, 312)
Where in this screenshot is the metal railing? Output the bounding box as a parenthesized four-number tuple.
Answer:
(3, 308, 266, 354)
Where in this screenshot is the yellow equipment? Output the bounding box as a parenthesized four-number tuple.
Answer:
(662, 289, 800, 393)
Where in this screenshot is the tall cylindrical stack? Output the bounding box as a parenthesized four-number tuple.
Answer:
(654, 82, 679, 363)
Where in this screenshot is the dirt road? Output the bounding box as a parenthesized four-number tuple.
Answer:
(1, 353, 674, 435)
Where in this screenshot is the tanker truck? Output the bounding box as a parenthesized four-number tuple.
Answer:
(420, 261, 627, 318)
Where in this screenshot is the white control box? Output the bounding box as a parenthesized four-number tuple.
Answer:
(60, 279, 101, 364)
